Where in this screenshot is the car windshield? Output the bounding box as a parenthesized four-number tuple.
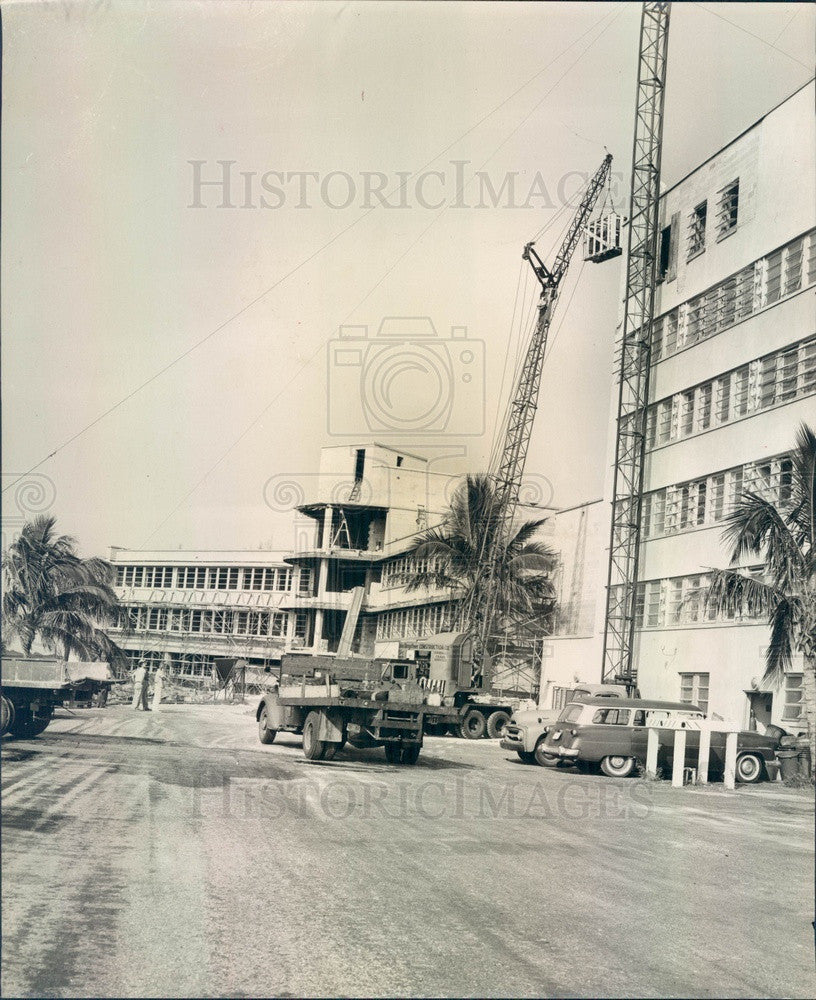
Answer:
(558, 704, 584, 724)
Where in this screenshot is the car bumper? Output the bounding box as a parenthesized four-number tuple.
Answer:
(542, 744, 580, 758)
(500, 737, 524, 752)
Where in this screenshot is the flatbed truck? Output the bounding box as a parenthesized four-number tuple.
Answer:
(1, 655, 113, 739)
(256, 653, 425, 764)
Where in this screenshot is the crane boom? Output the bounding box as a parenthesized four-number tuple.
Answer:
(460, 155, 615, 680)
(492, 154, 613, 520)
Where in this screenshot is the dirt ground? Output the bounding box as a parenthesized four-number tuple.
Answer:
(2, 702, 814, 998)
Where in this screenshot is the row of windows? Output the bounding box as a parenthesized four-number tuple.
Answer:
(118, 605, 289, 638)
(650, 229, 816, 363)
(644, 335, 816, 450)
(641, 454, 793, 540)
(115, 563, 295, 593)
(381, 554, 444, 590)
(629, 569, 764, 631)
(685, 179, 741, 260)
(123, 650, 217, 678)
(375, 602, 454, 640)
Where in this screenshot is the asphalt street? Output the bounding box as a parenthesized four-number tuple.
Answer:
(1, 703, 814, 998)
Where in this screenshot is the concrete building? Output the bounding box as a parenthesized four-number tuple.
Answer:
(108, 548, 301, 679)
(542, 80, 815, 731)
(281, 443, 454, 658)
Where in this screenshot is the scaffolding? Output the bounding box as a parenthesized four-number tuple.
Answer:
(601, 3, 671, 686)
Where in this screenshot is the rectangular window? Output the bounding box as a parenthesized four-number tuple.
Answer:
(680, 390, 695, 438)
(664, 311, 678, 355)
(734, 264, 755, 320)
(667, 580, 683, 625)
(687, 201, 707, 259)
(710, 474, 725, 522)
(679, 672, 709, 714)
(132, 566, 144, 588)
(650, 316, 663, 362)
(298, 567, 313, 595)
(784, 238, 803, 295)
(228, 567, 239, 589)
(733, 367, 750, 418)
(657, 400, 672, 445)
(716, 179, 739, 239)
(115, 566, 125, 587)
(715, 373, 731, 425)
(778, 348, 798, 403)
(658, 224, 672, 281)
(766, 247, 783, 304)
(782, 674, 804, 723)
(195, 567, 207, 589)
(801, 339, 816, 397)
(697, 384, 712, 432)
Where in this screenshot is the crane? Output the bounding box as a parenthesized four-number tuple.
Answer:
(601, 2, 670, 686)
(461, 153, 618, 685)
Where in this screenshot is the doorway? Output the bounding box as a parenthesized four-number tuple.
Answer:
(746, 691, 773, 732)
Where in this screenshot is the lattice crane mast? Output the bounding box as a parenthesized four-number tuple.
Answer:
(601, 2, 670, 686)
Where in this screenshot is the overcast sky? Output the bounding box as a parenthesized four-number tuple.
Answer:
(2, 1, 813, 556)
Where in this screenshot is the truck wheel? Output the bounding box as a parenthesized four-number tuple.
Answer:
(322, 742, 342, 761)
(1, 696, 15, 738)
(401, 744, 420, 765)
(486, 711, 511, 739)
(258, 708, 277, 745)
(384, 744, 402, 764)
(11, 712, 52, 739)
(459, 710, 486, 740)
(302, 711, 327, 760)
(534, 738, 559, 767)
(517, 750, 536, 764)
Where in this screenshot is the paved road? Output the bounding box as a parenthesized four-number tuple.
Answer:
(2, 704, 814, 998)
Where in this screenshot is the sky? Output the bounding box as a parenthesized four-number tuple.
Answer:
(2, 1, 814, 557)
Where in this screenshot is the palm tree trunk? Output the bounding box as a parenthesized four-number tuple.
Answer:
(802, 657, 816, 781)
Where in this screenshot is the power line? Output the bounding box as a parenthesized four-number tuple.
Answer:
(4, 4, 624, 499)
(693, 3, 811, 70)
(141, 6, 626, 542)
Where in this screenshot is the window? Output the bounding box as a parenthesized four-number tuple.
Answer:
(551, 686, 571, 711)
(591, 709, 630, 726)
(298, 567, 314, 595)
(782, 674, 804, 723)
(716, 180, 739, 239)
(658, 224, 673, 281)
(687, 201, 707, 259)
(679, 672, 709, 713)
(697, 384, 712, 432)
(679, 390, 695, 437)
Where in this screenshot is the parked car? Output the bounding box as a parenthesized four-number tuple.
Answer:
(500, 683, 631, 766)
(537, 697, 783, 782)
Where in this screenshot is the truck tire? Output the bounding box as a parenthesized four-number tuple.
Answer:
(302, 711, 327, 760)
(11, 711, 52, 739)
(401, 744, 420, 765)
(258, 707, 277, 745)
(459, 710, 486, 740)
(322, 742, 342, 761)
(384, 744, 403, 764)
(486, 711, 511, 739)
(517, 750, 536, 764)
(1, 696, 15, 738)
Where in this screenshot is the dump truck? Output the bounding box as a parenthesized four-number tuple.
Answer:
(1, 655, 114, 739)
(256, 652, 426, 764)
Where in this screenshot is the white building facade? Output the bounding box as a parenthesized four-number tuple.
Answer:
(542, 80, 815, 731)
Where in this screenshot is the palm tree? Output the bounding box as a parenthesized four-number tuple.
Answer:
(404, 474, 557, 648)
(2, 515, 124, 669)
(705, 423, 816, 772)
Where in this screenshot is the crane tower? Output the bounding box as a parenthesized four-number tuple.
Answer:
(601, 2, 671, 685)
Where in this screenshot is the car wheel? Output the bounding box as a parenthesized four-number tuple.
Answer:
(302, 711, 326, 760)
(384, 744, 403, 764)
(258, 708, 277, 745)
(736, 753, 764, 784)
(517, 751, 536, 764)
(486, 711, 511, 739)
(600, 754, 636, 778)
(534, 738, 559, 768)
(459, 710, 487, 740)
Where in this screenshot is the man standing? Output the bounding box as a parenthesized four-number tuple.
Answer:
(131, 662, 145, 710)
(152, 663, 165, 712)
(138, 661, 151, 711)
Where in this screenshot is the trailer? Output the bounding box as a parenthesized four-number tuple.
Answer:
(1, 655, 114, 739)
(256, 653, 425, 764)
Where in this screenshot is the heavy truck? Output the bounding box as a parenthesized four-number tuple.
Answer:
(255, 633, 527, 756)
(256, 651, 426, 764)
(1, 655, 114, 739)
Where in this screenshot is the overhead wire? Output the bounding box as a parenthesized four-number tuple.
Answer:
(3, 3, 625, 500)
(140, 4, 627, 543)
